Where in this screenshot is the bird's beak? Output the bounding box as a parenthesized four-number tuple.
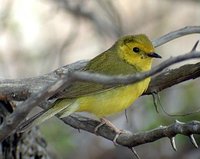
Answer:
(147, 52, 162, 58)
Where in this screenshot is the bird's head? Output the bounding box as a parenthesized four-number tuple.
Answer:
(115, 34, 161, 71)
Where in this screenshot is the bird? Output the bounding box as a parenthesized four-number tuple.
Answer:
(19, 34, 161, 135)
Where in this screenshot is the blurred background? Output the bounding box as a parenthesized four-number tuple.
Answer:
(0, 0, 200, 159)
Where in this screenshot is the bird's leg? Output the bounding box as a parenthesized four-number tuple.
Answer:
(94, 118, 107, 134)
(95, 118, 121, 133)
(94, 118, 123, 144)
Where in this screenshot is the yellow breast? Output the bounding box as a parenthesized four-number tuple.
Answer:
(76, 78, 150, 117)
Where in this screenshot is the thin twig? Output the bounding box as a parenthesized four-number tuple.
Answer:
(70, 50, 200, 85)
(153, 26, 200, 47)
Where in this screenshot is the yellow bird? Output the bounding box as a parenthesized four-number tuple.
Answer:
(20, 34, 161, 133)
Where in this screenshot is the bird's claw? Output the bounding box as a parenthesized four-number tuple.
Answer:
(94, 118, 124, 145)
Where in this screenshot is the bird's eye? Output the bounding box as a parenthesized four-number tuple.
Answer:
(133, 47, 140, 53)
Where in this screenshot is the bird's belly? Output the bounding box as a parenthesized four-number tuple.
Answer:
(76, 79, 150, 117)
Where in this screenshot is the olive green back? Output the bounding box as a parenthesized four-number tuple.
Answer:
(54, 47, 139, 99)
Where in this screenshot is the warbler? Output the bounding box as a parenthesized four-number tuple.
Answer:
(20, 34, 161, 132)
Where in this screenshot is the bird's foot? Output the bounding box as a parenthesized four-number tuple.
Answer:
(94, 118, 123, 145)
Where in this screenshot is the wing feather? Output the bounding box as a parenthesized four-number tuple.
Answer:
(53, 49, 138, 99)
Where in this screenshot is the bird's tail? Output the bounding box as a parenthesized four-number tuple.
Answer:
(18, 99, 78, 132)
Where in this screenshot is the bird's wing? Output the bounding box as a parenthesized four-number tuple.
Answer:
(55, 81, 115, 99)
(53, 49, 138, 99)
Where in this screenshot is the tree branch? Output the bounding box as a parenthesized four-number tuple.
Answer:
(0, 71, 73, 142)
(61, 116, 200, 148)
(144, 62, 200, 94)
